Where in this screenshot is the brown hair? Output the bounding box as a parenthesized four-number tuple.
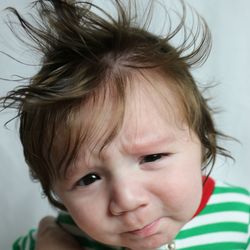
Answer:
(1, 0, 231, 210)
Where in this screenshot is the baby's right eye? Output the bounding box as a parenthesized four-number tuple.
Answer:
(77, 173, 101, 186)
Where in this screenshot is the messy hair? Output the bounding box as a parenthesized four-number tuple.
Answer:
(1, 0, 231, 210)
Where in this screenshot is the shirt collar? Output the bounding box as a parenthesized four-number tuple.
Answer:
(193, 176, 215, 217)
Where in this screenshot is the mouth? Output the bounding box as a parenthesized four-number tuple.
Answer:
(127, 218, 161, 238)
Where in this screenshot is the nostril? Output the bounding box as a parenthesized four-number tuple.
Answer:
(111, 210, 123, 216)
(109, 199, 127, 216)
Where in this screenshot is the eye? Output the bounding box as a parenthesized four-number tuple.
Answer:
(77, 173, 101, 187)
(140, 153, 166, 164)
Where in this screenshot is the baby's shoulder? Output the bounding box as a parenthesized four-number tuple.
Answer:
(176, 180, 250, 249)
(212, 179, 250, 200)
(205, 179, 250, 215)
(56, 213, 124, 250)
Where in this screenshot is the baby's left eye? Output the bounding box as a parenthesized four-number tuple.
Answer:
(140, 153, 166, 164)
(76, 173, 101, 187)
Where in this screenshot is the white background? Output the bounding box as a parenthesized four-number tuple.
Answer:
(0, 0, 250, 249)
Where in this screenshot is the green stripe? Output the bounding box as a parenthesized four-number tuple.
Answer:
(12, 237, 22, 250)
(57, 213, 76, 225)
(21, 235, 27, 250)
(247, 235, 250, 247)
(28, 229, 36, 250)
(198, 202, 249, 215)
(176, 222, 248, 239)
(214, 186, 250, 196)
(12, 229, 36, 250)
(179, 242, 246, 250)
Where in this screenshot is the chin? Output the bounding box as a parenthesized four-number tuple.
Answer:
(128, 234, 168, 250)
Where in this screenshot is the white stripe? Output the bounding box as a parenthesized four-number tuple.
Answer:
(209, 193, 250, 204)
(182, 211, 249, 230)
(25, 237, 30, 250)
(19, 237, 25, 248)
(32, 230, 37, 240)
(215, 182, 233, 188)
(176, 232, 248, 248)
(215, 182, 250, 193)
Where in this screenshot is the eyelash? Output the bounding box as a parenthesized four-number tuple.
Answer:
(140, 153, 168, 164)
(76, 173, 101, 187)
(75, 153, 169, 187)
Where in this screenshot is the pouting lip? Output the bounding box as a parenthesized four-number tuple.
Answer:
(126, 217, 161, 237)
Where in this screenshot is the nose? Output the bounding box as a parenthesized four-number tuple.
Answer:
(109, 176, 148, 216)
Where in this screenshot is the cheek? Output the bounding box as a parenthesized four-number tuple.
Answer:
(169, 176, 203, 221)
(152, 168, 203, 217)
(174, 175, 202, 205)
(62, 195, 106, 235)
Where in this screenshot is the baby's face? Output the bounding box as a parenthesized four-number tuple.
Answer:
(55, 74, 203, 250)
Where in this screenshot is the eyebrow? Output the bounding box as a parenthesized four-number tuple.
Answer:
(123, 134, 176, 154)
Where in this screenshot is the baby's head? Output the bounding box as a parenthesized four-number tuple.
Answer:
(2, 0, 231, 247)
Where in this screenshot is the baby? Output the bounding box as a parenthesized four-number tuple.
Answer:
(2, 0, 250, 249)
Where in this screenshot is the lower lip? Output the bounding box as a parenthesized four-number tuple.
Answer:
(129, 218, 161, 237)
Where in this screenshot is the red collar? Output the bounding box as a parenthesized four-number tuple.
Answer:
(193, 176, 215, 217)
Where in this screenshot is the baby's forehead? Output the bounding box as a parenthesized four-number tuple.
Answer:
(54, 71, 191, 178)
(78, 71, 185, 141)
(82, 70, 183, 122)
(74, 90, 188, 162)
(122, 71, 183, 119)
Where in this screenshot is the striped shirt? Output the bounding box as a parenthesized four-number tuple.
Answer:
(175, 180, 250, 249)
(13, 178, 250, 250)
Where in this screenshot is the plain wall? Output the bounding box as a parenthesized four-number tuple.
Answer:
(0, 0, 250, 249)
